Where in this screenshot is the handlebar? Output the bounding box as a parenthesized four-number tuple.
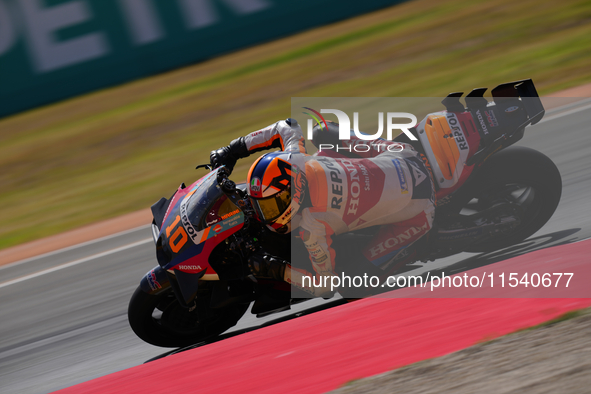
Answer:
(196, 163, 254, 217)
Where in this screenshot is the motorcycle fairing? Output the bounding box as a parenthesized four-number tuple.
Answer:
(163, 212, 244, 273)
(156, 168, 244, 276)
(151, 197, 171, 230)
(139, 266, 171, 295)
(416, 110, 477, 193)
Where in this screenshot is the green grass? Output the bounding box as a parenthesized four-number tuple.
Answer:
(1, 0, 591, 249)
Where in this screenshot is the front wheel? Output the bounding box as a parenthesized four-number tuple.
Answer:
(128, 283, 249, 348)
(454, 146, 562, 253)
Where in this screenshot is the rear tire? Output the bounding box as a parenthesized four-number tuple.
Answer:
(128, 284, 249, 348)
(456, 146, 562, 253)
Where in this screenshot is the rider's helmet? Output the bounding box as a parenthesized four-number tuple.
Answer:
(246, 151, 306, 234)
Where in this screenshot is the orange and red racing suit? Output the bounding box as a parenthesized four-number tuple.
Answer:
(242, 119, 436, 296)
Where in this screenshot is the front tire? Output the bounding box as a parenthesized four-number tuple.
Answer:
(128, 283, 249, 348)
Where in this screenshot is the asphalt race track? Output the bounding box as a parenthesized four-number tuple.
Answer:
(1, 98, 590, 394)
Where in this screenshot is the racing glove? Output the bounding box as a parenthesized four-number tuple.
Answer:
(210, 137, 249, 174)
(247, 251, 288, 281)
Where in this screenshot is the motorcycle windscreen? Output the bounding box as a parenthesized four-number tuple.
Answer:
(183, 170, 226, 231)
(157, 169, 244, 274)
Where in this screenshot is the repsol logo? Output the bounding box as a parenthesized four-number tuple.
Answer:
(368, 223, 429, 258)
(446, 112, 468, 151)
(475, 110, 489, 135)
(180, 199, 199, 242)
(319, 158, 343, 210)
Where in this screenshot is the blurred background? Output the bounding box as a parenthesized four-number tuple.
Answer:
(1, 0, 590, 250)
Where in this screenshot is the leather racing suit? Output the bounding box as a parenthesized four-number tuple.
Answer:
(217, 119, 435, 296)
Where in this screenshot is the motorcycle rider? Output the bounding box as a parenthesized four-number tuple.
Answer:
(210, 118, 435, 297)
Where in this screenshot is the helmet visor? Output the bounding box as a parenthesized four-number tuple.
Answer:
(250, 189, 291, 223)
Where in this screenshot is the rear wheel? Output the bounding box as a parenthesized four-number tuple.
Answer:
(453, 146, 562, 253)
(128, 283, 249, 348)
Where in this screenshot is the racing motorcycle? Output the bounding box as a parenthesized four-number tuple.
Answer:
(128, 79, 562, 347)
